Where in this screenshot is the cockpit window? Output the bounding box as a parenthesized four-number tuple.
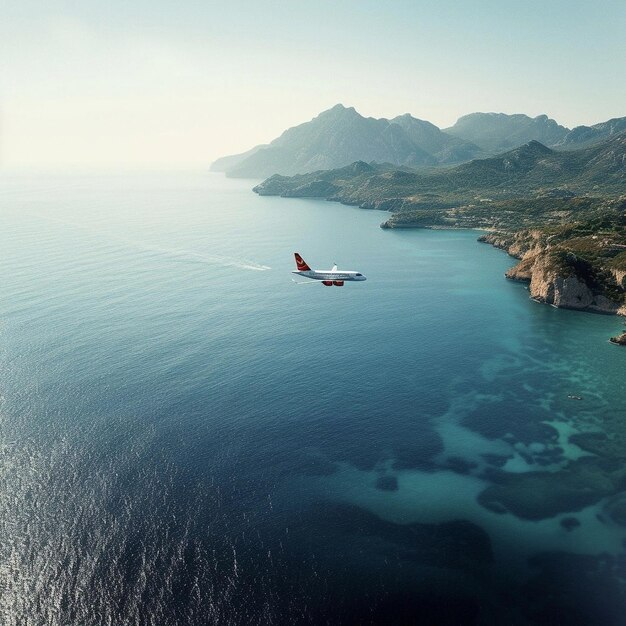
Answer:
(356, 273, 362, 276)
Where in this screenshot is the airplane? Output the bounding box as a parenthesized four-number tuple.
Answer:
(292, 252, 366, 286)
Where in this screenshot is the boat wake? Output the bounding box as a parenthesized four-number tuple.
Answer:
(32, 213, 272, 271)
(133, 243, 272, 271)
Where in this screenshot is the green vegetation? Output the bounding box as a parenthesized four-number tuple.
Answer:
(254, 133, 626, 215)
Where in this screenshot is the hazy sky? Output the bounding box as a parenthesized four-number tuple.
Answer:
(2, 0, 625, 168)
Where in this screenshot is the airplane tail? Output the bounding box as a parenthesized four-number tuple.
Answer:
(294, 252, 311, 271)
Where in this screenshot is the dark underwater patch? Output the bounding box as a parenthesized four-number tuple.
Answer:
(366, 592, 481, 626)
(268, 501, 537, 624)
(443, 456, 479, 474)
(477, 456, 626, 520)
(603, 492, 626, 527)
(522, 551, 626, 626)
(375, 474, 399, 491)
(310, 503, 494, 569)
(461, 401, 557, 444)
(481, 453, 513, 467)
(391, 431, 445, 471)
(569, 431, 611, 455)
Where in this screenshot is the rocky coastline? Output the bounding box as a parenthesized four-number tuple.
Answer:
(478, 229, 626, 318)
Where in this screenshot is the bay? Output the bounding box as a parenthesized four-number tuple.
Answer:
(1, 170, 625, 624)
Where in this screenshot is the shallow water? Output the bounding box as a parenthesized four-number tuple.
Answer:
(1, 170, 625, 624)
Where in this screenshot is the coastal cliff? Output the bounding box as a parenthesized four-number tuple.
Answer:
(479, 225, 626, 316)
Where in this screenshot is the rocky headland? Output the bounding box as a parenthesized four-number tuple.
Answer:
(478, 221, 626, 317)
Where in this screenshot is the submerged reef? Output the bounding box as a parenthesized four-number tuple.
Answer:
(477, 456, 626, 520)
(375, 474, 399, 491)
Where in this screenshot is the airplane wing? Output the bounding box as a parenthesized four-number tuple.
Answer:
(331, 264, 338, 272)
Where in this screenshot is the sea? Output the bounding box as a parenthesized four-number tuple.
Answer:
(1, 170, 625, 625)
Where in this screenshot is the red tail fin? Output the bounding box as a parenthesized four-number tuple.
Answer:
(294, 253, 311, 271)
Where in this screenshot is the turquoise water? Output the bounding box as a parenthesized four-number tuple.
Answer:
(1, 171, 625, 624)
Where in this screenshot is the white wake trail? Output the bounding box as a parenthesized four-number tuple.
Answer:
(131, 243, 272, 271)
(31, 213, 272, 271)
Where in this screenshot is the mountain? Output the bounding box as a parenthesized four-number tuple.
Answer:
(212, 106, 625, 179)
(445, 113, 569, 154)
(254, 132, 626, 204)
(390, 114, 483, 164)
(446, 133, 626, 192)
(211, 104, 482, 178)
(555, 116, 626, 149)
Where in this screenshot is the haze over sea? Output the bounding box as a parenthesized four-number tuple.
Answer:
(1, 171, 625, 624)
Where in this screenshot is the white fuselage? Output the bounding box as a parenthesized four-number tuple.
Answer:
(292, 269, 367, 281)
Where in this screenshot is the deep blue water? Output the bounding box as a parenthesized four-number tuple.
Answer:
(1, 171, 625, 624)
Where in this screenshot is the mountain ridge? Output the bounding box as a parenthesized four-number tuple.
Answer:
(212, 104, 480, 178)
(212, 104, 625, 179)
(253, 132, 626, 210)
(444, 112, 569, 153)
